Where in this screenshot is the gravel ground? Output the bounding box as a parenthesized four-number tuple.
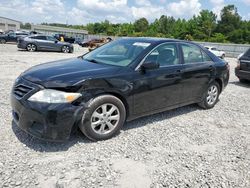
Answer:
(0, 44, 249, 188)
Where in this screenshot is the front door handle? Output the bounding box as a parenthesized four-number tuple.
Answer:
(209, 65, 214, 71)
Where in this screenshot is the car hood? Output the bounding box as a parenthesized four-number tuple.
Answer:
(21, 58, 122, 88)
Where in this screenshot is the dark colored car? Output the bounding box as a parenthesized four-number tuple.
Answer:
(79, 38, 105, 47)
(0, 32, 28, 44)
(235, 48, 250, 82)
(17, 35, 74, 53)
(54, 34, 75, 44)
(11, 38, 230, 142)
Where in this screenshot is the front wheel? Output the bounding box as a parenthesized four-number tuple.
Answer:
(198, 82, 220, 109)
(79, 95, 126, 141)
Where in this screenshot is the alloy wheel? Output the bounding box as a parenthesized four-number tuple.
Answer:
(62, 46, 70, 53)
(27, 44, 36, 52)
(0, 39, 6, 44)
(90, 103, 120, 135)
(206, 85, 218, 106)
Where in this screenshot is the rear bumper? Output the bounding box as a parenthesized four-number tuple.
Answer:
(235, 68, 250, 81)
(17, 42, 26, 49)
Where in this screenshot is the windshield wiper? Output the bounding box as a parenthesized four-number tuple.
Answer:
(84, 58, 101, 64)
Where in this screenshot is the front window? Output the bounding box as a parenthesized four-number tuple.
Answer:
(83, 39, 152, 67)
(144, 43, 179, 67)
(47, 36, 57, 41)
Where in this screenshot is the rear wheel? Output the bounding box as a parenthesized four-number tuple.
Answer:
(26, 44, 36, 52)
(79, 95, 126, 141)
(62, 45, 70, 53)
(0, 39, 6, 44)
(198, 82, 220, 109)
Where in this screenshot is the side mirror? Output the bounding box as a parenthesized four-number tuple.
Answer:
(54, 40, 58, 43)
(141, 61, 159, 70)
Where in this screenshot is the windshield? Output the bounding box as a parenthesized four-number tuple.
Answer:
(83, 39, 152, 67)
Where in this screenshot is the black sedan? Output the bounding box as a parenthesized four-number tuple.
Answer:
(17, 35, 74, 53)
(11, 38, 230, 141)
(235, 48, 250, 82)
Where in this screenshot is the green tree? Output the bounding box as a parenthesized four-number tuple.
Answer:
(134, 18, 149, 32)
(217, 5, 241, 35)
(196, 10, 217, 39)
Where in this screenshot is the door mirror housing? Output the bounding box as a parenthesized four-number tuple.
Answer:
(141, 61, 159, 70)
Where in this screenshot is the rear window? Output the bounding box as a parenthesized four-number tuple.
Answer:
(244, 48, 250, 57)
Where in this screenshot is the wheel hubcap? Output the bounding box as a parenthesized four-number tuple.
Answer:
(27, 44, 35, 51)
(62, 46, 69, 53)
(206, 85, 218, 105)
(91, 103, 120, 135)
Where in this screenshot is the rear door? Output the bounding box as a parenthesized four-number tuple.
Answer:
(179, 43, 215, 102)
(33, 36, 48, 49)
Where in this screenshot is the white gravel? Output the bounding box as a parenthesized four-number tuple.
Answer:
(0, 44, 249, 188)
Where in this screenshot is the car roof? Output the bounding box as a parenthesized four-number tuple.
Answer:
(29, 34, 50, 37)
(120, 37, 181, 43)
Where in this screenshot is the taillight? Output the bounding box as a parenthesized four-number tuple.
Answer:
(236, 60, 240, 69)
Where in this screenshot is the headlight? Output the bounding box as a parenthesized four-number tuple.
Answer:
(28, 89, 81, 103)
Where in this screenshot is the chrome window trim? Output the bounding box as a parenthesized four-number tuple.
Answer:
(241, 60, 250, 63)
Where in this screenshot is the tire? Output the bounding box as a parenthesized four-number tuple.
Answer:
(79, 95, 126, 141)
(61, 45, 70, 53)
(239, 79, 247, 83)
(198, 82, 220, 109)
(0, 39, 6, 44)
(26, 44, 37, 52)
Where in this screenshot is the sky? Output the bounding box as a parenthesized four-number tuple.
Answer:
(0, 0, 250, 25)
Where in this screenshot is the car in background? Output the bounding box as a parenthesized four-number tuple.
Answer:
(11, 38, 230, 141)
(17, 35, 74, 53)
(235, 48, 250, 82)
(29, 31, 42, 35)
(79, 38, 113, 51)
(79, 38, 104, 47)
(205, 46, 226, 59)
(54, 34, 75, 44)
(0, 31, 28, 44)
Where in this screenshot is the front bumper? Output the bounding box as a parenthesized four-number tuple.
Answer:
(235, 68, 250, 81)
(70, 46, 74, 53)
(11, 78, 85, 141)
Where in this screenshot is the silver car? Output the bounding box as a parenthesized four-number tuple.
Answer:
(17, 35, 74, 53)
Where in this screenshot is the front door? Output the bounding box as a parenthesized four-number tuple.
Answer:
(133, 43, 184, 115)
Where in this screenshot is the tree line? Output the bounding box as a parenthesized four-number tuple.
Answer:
(21, 5, 250, 44)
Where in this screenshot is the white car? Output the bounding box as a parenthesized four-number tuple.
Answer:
(205, 46, 226, 59)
